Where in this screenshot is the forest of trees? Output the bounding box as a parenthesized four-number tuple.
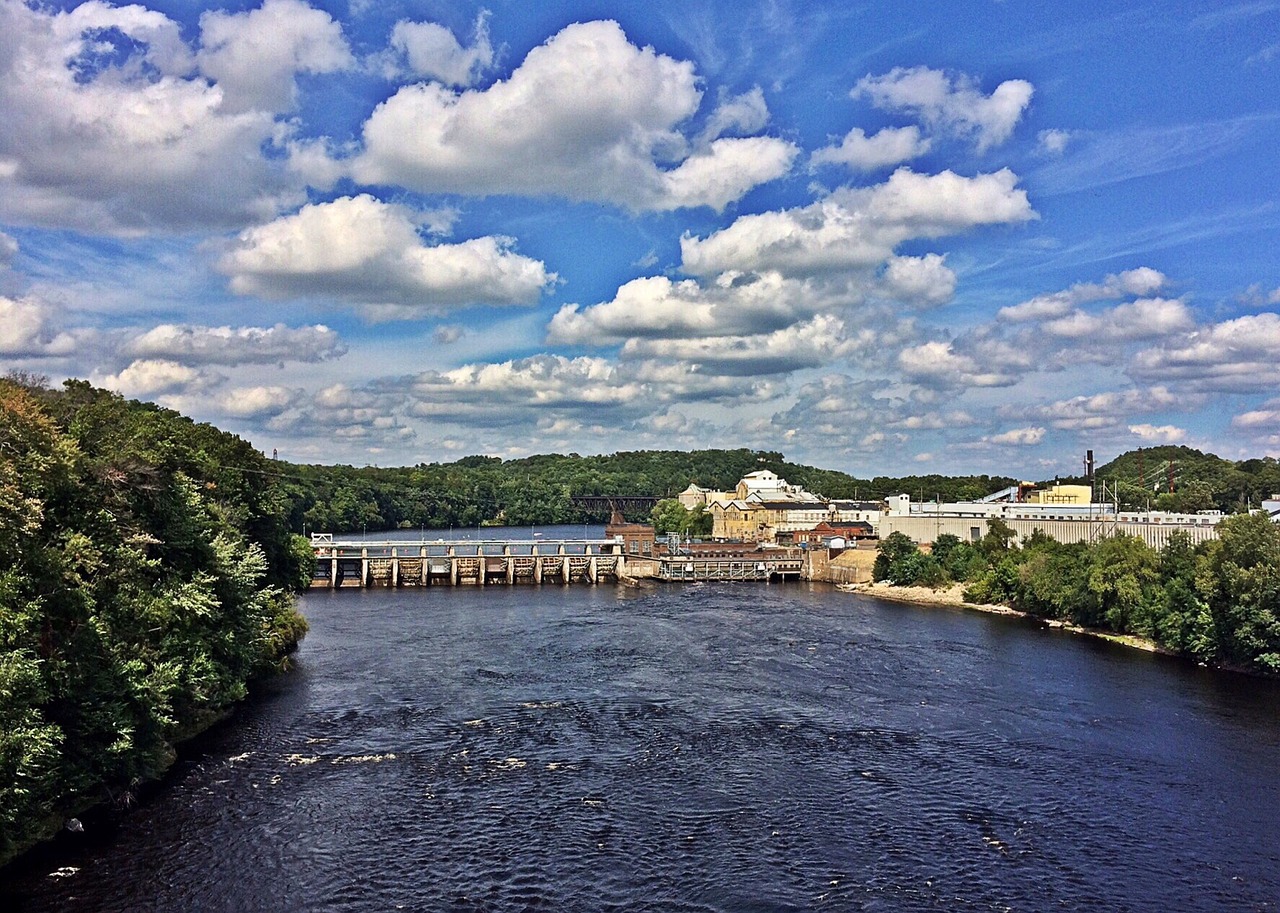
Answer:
(1092, 446, 1280, 514)
(275, 449, 1020, 533)
(275, 445, 1280, 537)
(873, 515, 1280, 674)
(0, 378, 312, 866)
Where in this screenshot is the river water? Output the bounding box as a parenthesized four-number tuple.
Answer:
(4, 576, 1280, 911)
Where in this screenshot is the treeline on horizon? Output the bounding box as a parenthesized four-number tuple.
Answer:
(874, 515, 1280, 675)
(277, 444, 1280, 535)
(277, 450, 1022, 533)
(0, 377, 312, 866)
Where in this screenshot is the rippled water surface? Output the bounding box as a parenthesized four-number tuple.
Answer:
(6, 580, 1280, 911)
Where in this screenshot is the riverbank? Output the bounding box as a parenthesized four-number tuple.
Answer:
(842, 581, 1171, 655)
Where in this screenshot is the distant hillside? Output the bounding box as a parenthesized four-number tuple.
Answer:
(273, 444, 1279, 534)
(277, 449, 1019, 533)
(1093, 446, 1280, 512)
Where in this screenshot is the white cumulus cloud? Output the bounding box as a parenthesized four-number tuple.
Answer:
(1232, 407, 1280, 429)
(197, 0, 352, 114)
(0, 295, 76, 356)
(126, 323, 345, 365)
(220, 194, 555, 317)
(880, 253, 956, 306)
(350, 20, 797, 210)
(1002, 386, 1182, 431)
(987, 426, 1046, 446)
(220, 385, 299, 417)
(388, 13, 493, 87)
(94, 358, 213, 397)
(697, 87, 771, 145)
(1042, 297, 1195, 341)
(897, 340, 1021, 389)
(999, 268, 1168, 322)
(854, 66, 1034, 152)
(681, 168, 1034, 278)
(407, 355, 648, 424)
(1131, 312, 1280, 392)
(1128, 423, 1187, 443)
(548, 272, 832, 344)
(0, 0, 335, 233)
(811, 125, 930, 171)
(620, 314, 858, 376)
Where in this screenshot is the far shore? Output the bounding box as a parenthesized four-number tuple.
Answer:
(840, 581, 1171, 656)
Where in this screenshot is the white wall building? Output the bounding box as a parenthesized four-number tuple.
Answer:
(881, 494, 1225, 548)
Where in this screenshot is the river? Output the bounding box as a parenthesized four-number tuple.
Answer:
(4, 561, 1280, 910)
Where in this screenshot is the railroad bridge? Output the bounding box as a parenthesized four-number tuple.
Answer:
(569, 495, 661, 521)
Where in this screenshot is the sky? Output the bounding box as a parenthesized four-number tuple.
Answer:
(2, 0, 1279, 478)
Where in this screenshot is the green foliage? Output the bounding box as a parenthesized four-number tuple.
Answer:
(649, 499, 713, 537)
(0, 380, 308, 865)
(873, 531, 917, 582)
(1095, 446, 1280, 513)
(276, 449, 1020, 534)
(1085, 535, 1161, 633)
(925, 509, 1280, 675)
(1198, 513, 1280, 672)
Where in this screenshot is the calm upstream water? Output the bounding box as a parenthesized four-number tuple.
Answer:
(5, 575, 1280, 910)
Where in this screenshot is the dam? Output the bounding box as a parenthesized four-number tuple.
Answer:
(309, 534, 804, 587)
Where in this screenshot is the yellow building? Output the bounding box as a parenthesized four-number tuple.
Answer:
(678, 483, 733, 510)
(709, 472, 830, 542)
(1024, 483, 1092, 506)
(714, 501, 763, 541)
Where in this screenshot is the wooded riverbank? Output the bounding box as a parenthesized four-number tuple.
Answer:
(843, 581, 1173, 656)
(0, 379, 310, 866)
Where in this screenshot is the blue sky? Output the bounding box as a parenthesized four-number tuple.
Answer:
(2, 0, 1279, 477)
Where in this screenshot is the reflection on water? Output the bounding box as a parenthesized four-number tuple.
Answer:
(5, 581, 1280, 912)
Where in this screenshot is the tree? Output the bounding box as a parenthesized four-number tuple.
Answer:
(0, 380, 309, 865)
(980, 518, 1017, 558)
(647, 499, 711, 537)
(873, 531, 918, 582)
(1084, 535, 1160, 633)
(1199, 513, 1280, 671)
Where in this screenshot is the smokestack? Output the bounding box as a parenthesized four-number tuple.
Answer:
(1085, 449, 1095, 482)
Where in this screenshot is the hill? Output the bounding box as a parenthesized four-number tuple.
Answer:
(1094, 446, 1280, 513)
(275, 449, 1020, 533)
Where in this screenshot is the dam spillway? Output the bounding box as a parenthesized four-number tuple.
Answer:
(309, 536, 806, 587)
(310, 538, 627, 587)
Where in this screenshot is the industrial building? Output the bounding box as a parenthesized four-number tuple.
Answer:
(878, 491, 1224, 549)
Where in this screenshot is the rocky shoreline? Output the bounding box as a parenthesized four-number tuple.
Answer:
(840, 581, 1171, 656)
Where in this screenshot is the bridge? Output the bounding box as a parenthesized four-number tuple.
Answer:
(569, 495, 661, 520)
